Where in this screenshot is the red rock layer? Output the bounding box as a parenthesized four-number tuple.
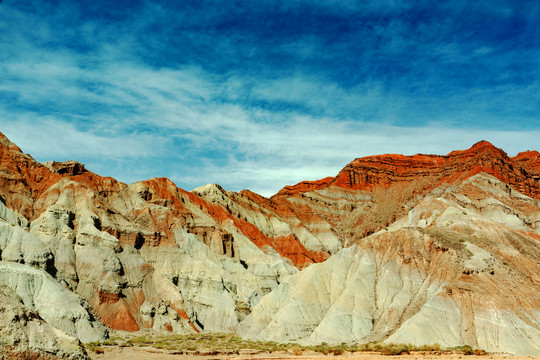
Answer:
(95, 300, 140, 332)
(274, 141, 540, 201)
(2, 131, 540, 335)
(0, 132, 328, 267)
(275, 177, 334, 197)
(513, 150, 540, 173)
(95, 289, 144, 332)
(0, 134, 62, 220)
(0, 349, 64, 360)
(189, 193, 327, 268)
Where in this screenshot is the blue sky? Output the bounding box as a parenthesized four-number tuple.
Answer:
(1, 0, 539, 196)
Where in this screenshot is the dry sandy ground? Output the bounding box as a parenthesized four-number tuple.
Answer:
(89, 346, 540, 360)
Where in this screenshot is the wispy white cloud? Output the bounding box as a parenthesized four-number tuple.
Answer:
(2, 38, 540, 195)
(0, 116, 171, 160)
(2, 55, 540, 196)
(171, 115, 540, 196)
(1, 0, 539, 197)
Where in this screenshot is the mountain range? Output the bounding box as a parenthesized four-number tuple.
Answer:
(0, 132, 539, 358)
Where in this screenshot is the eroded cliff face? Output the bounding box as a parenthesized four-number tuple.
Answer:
(0, 132, 303, 337)
(0, 131, 539, 355)
(275, 140, 540, 198)
(239, 173, 540, 355)
(0, 285, 90, 360)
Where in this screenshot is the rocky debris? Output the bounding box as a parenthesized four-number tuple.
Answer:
(0, 285, 90, 359)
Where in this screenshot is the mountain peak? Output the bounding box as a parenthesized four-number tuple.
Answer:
(447, 140, 507, 158)
(471, 139, 496, 149)
(278, 140, 539, 201)
(468, 140, 504, 154)
(1, 132, 540, 355)
(0, 132, 23, 153)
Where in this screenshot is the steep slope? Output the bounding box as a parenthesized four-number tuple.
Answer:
(0, 286, 90, 360)
(0, 261, 107, 343)
(513, 150, 540, 173)
(275, 140, 540, 198)
(232, 141, 539, 255)
(0, 132, 305, 335)
(1, 131, 539, 355)
(239, 173, 540, 355)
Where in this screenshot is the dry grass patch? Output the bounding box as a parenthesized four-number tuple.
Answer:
(85, 333, 486, 357)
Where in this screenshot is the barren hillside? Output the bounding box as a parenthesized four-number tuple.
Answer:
(0, 132, 539, 358)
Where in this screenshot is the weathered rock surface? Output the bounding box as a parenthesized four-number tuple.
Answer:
(0, 285, 90, 359)
(0, 261, 107, 343)
(0, 132, 299, 335)
(239, 173, 540, 355)
(277, 141, 540, 199)
(0, 131, 539, 355)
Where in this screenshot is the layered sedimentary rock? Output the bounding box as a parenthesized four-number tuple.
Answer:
(0, 131, 539, 355)
(239, 173, 540, 355)
(276, 141, 540, 198)
(0, 132, 300, 337)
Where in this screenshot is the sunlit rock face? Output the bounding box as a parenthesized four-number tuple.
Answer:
(0, 285, 91, 360)
(240, 173, 540, 355)
(0, 131, 299, 337)
(0, 131, 539, 355)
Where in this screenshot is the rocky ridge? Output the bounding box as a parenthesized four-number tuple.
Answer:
(240, 173, 540, 355)
(0, 132, 539, 356)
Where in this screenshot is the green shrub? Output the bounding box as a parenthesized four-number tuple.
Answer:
(101, 332, 487, 358)
(100, 339, 118, 346)
(453, 345, 474, 355)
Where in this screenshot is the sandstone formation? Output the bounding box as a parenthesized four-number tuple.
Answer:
(239, 173, 540, 355)
(0, 131, 539, 356)
(0, 131, 300, 338)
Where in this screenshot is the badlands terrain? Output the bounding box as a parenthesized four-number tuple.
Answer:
(0, 131, 539, 359)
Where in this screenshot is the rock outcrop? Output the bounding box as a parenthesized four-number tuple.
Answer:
(275, 141, 540, 199)
(0, 261, 107, 343)
(0, 132, 299, 336)
(239, 173, 540, 355)
(0, 285, 90, 359)
(0, 131, 539, 355)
